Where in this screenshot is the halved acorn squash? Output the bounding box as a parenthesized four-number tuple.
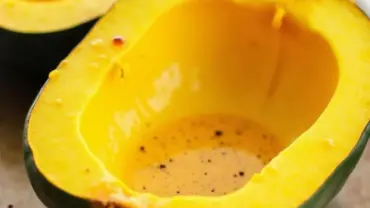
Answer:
(0, 0, 116, 75)
(24, 0, 370, 207)
(0, 0, 115, 33)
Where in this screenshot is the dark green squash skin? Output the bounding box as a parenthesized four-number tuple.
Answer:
(300, 122, 370, 208)
(13, 17, 101, 208)
(23, 88, 93, 208)
(23, 3, 370, 208)
(0, 19, 98, 76)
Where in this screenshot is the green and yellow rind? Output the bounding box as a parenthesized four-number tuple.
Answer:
(300, 122, 370, 208)
(23, 2, 370, 208)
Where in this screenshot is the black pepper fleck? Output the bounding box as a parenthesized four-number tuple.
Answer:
(236, 130, 243, 135)
(239, 171, 245, 177)
(159, 164, 166, 169)
(215, 130, 223, 137)
(139, 146, 146, 152)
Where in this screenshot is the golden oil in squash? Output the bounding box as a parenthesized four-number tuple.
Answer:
(124, 114, 282, 197)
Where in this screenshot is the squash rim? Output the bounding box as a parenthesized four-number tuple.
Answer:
(300, 121, 370, 207)
(24, 0, 370, 207)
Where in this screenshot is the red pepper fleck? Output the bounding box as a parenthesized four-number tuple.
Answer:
(112, 36, 125, 46)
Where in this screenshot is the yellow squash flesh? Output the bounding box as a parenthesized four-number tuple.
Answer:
(27, 0, 370, 207)
(0, 0, 115, 33)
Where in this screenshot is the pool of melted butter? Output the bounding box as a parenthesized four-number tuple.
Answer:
(124, 114, 282, 197)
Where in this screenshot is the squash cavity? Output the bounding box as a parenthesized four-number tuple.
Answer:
(80, 1, 338, 199)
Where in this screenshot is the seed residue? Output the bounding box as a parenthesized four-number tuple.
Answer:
(48, 70, 60, 79)
(112, 36, 125, 46)
(90, 38, 104, 46)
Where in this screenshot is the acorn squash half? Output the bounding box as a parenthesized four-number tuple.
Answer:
(24, 0, 370, 207)
(0, 0, 116, 75)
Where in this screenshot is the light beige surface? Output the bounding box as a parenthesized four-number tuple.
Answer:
(0, 75, 369, 208)
(0, 75, 45, 208)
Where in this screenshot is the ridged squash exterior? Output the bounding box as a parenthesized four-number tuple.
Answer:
(24, 0, 370, 208)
